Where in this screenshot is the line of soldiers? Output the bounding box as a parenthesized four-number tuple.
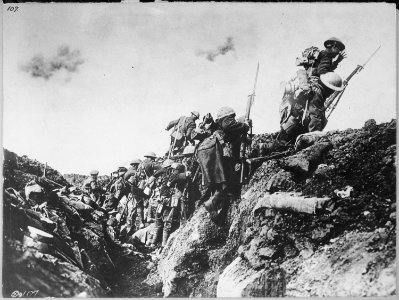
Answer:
(79, 36, 347, 253)
(80, 107, 251, 253)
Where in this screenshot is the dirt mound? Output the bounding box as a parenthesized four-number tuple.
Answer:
(151, 119, 396, 297)
(2, 149, 144, 297)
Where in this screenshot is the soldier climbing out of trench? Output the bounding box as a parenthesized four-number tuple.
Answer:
(165, 111, 200, 156)
(263, 37, 347, 154)
(193, 109, 250, 225)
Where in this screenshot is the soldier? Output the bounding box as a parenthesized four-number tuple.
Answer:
(279, 38, 347, 141)
(104, 167, 129, 212)
(278, 72, 344, 145)
(124, 159, 146, 230)
(165, 111, 200, 155)
(193, 113, 228, 223)
(214, 106, 250, 193)
(180, 144, 201, 222)
(149, 159, 174, 249)
(152, 160, 190, 250)
(82, 170, 103, 204)
(312, 37, 347, 77)
(141, 152, 161, 178)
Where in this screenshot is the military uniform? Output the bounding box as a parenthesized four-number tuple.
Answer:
(166, 114, 198, 153)
(216, 114, 249, 190)
(104, 168, 129, 212)
(124, 164, 147, 231)
(152, 167, 188, 247)
(82, 174, 103, 204)
(309, 50, 341, 77)
(279, 74, 339, 143)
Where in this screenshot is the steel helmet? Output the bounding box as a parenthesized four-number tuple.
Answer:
(320, 72, 344, 91)
(171, 163, 184, 172)
(144, 151, 157, 158)
(162, 159, 174, 168)
(90, 170, 99, 176)
(130, 159, 141, 165)
(191, 111, 200, 119)
(183, 145, 195, 155)
(324, 37, 345, 51)
(118, 166, 128, 173)
(216, 106, 235, 120)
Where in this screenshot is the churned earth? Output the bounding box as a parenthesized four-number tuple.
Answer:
(2, 119, 396, 297)
(145, 119, 396, 297)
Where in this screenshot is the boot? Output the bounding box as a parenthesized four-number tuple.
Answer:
(161, 230, 170, 247)
(149, 226, 162, 248)
(204, 197, 218, 221)
(204, 191, 225, 222)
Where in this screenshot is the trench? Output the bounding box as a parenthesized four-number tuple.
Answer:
(106, 247, 162, 297)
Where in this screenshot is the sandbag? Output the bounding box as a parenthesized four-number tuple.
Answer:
(253, 192, 331, 215)
(294, 131, 325, 151)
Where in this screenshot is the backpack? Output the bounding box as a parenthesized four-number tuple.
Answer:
(295, 46, 320, 70)
(171, 116, 187, 140)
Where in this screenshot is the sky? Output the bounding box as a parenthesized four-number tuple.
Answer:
(2, 3, 397, 175)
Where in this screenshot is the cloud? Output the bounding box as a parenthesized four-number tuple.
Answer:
(197, 37, 235, 62)
(21, 46, 84, 80)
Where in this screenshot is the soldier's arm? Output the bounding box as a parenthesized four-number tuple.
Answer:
(165, 118, 179, 131)
(123, 168, 134, 181)
(168, 172, 188, 186)
(185, 120, 197, 142)
(316, 51, 336, 76)
(221, 117, 249, 136)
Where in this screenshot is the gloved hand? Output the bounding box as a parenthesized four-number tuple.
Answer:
(245, 119, 252, 128)
(336, 50, 347, 62)
(235, 163, 241, 172)
(237, 116, 245, 123)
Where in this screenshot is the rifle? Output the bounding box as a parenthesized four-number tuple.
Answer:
(168, 127, 178, 159)
(240, 63, 259, 183)
(41, 164, 65, 188)
(181, 164, 200, 224)
(325, 46, 381, 119)
(246, 149, 292, 166)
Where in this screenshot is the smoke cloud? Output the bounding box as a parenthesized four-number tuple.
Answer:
(21, 46, 84, 80)
(198, 37, 235, 62)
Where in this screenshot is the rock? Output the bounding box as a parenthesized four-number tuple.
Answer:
(217, 257, 286, 297)
(266, 228, 278, 241)
(311, 227, 331, 241)
(259, 226, 269, 238)
(265, 171, 295, 193)
(258, 246, 277, 259)
(279, 141, 332, 176)
(154, 207, 229, 297)
(294, 131, 325, 151)
(283, 244, 298, 258)
(363, 119, 377, 131)
(279, 153, 311, 176)
(3, 239, 108, 297)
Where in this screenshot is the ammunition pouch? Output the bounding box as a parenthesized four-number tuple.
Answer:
(281, 115, 300, 135)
